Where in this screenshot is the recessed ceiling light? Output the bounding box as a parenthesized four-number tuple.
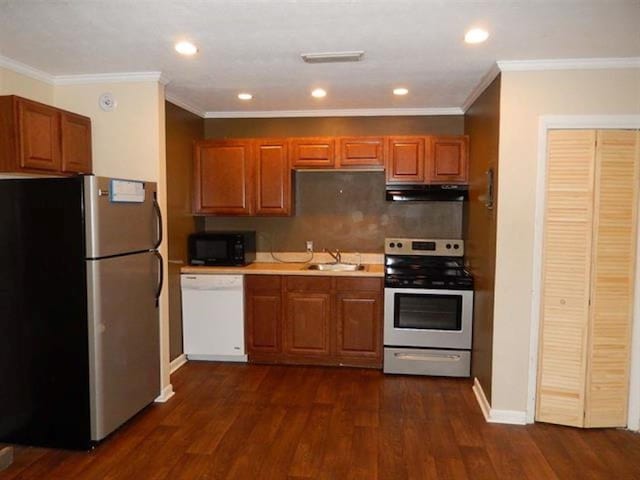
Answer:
(237, 93, 253, 100)
(175, 41, 198, 55)
(464, 28, 489, 44)
(393, 87, 409, 96)
(311, 88, 327, 98)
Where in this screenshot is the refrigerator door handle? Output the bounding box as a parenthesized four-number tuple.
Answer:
(152, 192, 163, 250)
(154, 251, 164, 307)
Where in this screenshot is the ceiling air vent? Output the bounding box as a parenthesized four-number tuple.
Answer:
(301, 51, 365, 63)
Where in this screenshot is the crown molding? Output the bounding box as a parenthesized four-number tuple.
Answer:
(461, 63, 501, 112)
(203, 107, 464, 119)
(165, 92, 206, 117)
(497, 56, 640, 72)
(54, 71, 168, 85)
(0, 54, 169, 86)
(0, 54, 55, 84)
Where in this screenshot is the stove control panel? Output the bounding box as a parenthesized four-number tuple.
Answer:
(385, 238, 464, 257)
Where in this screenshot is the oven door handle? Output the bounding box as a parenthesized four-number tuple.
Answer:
(394, 352, 462, 362)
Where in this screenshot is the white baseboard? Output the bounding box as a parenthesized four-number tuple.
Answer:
(170, 353, 188, 374)
(154, 384, 175, 403)
(472, 378, 527, 425)
(186, 354, 248, 363)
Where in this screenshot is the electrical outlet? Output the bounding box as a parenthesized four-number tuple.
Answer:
(306, 241, 313, 253)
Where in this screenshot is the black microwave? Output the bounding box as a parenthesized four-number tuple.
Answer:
(188, 231, 256, 266)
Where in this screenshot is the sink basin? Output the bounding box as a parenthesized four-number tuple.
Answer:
(306, 263, 365, 272)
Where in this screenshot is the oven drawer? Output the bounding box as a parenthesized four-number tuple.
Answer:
(383, 347, 470, 377)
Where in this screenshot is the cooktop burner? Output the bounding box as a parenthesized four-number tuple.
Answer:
(384, 238, 473, 290)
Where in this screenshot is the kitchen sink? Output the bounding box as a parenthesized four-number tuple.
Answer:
(305, 263, 365, 272)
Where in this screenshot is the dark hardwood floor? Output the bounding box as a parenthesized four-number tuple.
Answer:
(2, 362, 640, 479)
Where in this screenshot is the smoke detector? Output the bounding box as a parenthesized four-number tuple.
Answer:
(301, 51, 365, 63)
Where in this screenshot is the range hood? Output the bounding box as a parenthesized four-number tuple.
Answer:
(385, 184, 468, 202)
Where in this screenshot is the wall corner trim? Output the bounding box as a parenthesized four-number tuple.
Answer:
(0, 54, 170, 87)
(473, 378, 528, 425)
(461, 63, 501, 112)
(154, 384, 175, 403)
(497, 57, 640, 72)
(54, 71, 168, 86)
(0, 54, 55, 84)
(165, 93, 206, 118)
(203, 107, 464, 119)
(169, 353, 188, 374)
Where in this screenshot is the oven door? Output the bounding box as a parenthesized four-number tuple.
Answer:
(384, 287, 473, 350)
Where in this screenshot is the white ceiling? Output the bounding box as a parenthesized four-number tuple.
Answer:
(1, 0, 639, 115)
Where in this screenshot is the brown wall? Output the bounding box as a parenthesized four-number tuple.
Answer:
(203, 115, 465, 251)
(204, 115, 464, 139)
(204, 171, 463, 252)
(166, 101, 203, 361)
(464, 75, 501, 402)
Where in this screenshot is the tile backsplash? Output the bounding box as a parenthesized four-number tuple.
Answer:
(203, 171, 463, 252)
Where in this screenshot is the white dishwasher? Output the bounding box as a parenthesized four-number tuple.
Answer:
(181, 274, 247, 362)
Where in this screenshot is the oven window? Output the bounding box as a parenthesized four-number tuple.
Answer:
(195, 239, 228, 260)
(393, 293, 462, 331)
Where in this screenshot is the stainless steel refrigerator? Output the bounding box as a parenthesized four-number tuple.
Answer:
(0, 175, 162, 450)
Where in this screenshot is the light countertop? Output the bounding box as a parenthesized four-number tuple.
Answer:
(181, 262, 384, 277)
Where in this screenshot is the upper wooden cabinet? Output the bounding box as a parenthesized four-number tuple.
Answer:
(61, 112, 92, 174)
(290, 137, 335, 168)
(18, 98, 61, 172)
(194, 139, 293, 216)
(0, 96, 92, 175)
(254, 139, 292, 215)
(338, 136, 385, 168)
(386, 136, 426, 183)
(194, 140, 254, 215)
(427, 136, 469, 184)
(386, 135, 469, 185)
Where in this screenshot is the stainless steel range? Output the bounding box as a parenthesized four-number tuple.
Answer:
(383, 238, 473, 377)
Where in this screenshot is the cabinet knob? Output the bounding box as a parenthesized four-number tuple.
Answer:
(560, 299, 566, 305)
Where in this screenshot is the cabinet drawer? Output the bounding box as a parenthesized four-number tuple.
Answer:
(338, 137, 385, 168)
(335, 277, 382, 292)
(285, 276, 332, 292)
(290, 138, 335, 168)
(246, 274, 281, 291)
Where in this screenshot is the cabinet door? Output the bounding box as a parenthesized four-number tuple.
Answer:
(336, 292, 382, 363)
(17, 98, 61, 172)
(246, 290, 282, 354)
(290, 137, 335, 168)
(386, 136, 425, 183)
(194, 140, 253, 215)
(254, 140, 292, 215)
(427, 136, 469, 184)
(61, 112, 92, 174)
(284, 292, 331, 356)
(338, 137, 385, 168)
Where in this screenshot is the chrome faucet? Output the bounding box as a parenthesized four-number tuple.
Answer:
(324, 248, 342, 264)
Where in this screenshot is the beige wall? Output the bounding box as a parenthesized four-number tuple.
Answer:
(0, 66, 54, 103)
(493, 68, 640, 412)
(55, 81, 171, 397)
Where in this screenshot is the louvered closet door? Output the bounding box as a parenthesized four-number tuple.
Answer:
(536, 130, 597, 427)
(585, 130, 639, 427)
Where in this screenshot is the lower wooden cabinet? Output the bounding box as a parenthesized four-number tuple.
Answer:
(245, 276, 282, 354)
(285, 292, 332, 356)
(245, 274, 383, 368)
